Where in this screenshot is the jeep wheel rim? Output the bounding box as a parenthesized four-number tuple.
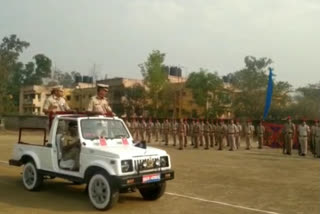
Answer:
(89, 174, 110, 209)
(23, 163, 36, 189)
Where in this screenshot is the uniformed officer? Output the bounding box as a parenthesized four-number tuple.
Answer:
(282, 116, 295, 155)
(314, 120, 320, 158)
(203, 120, 210, 149)
(209, 120, 216, 148)
(171, 119, 178, 146)
(235, 120, 242, 149)
(227, 119, 237, 151)
(125, 117, 131, 132)
(193, 120, 200, 148)
(190, 119, 195, 146)
(244, 120, 255, 150)
(311, 120, 317, 155)
(87, 84, 113, 114)
(177, 118, 185, 150)
(218, 119, 226, 150)
(139, 118, 146, 141)
(297, 119, 310, 156)
(154, 119, 161, 142)
(163, 119, 170, 146)
(146, 118, 153, 143)
(61, 121, 80, 170)
(43, 86, 70, 114)
(199, 119, 205, 146)
(256, 120, 265, 149)
(184, 119, 189, 147)
(132, 118, 139, 141)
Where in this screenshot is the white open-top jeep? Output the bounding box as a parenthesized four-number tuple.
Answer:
(9, 113, 174, 210)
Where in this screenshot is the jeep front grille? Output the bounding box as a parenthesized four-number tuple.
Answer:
(134, 157, 160, 171)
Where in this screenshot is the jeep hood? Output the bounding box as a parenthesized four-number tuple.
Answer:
(82, 144, 168, 159)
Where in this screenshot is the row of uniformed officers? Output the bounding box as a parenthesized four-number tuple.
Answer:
(125, 118, 261, 151)
(125, 117, 320, 157)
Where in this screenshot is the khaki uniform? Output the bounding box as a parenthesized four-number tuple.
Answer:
(87, 96, 112, 114)
(283, 122, 295, 155)
(171, 122, 178, 146)
(256, 124, 265, 149)
(227, 123, 237, 151)
(61, 134, 80, 170)
(244, 124, 255, 149)
(298, 124, 310, 155)
(146, 121, 153, 143)
(220, 124, 228, 150)
(203, 123, 211, 149)
(154, 121, 161, 142)
(163, 121, 170, 145)
(184, 122, 189, 147)
(235, 123, 242, 149)
(190, 122, 195, 146)
(43, 95, 70, 113)
(139, 121, 146, 141)
(311, 125, 317, 154)
(209, 123, 216, 147)
(199, 122, 205, 146)
(132, 121, 139, 140)
(314, 125, 320, 157)
(193, 122, 200, 148)
(178, 121, 186, 150)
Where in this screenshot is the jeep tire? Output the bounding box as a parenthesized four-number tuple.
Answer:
(88, 171, 119, 210)
(22, 161, 43, 191)
(139, 182, 166, 200)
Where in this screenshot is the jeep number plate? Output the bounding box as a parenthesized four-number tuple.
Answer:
(142, 173, 161, 183)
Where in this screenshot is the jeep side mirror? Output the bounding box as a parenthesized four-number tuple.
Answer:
(134, 141, 147, 149)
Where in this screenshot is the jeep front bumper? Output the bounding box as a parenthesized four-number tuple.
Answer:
(116, 170, 174, 188)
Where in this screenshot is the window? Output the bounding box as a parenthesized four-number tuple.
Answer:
(75, 95, 79, 101)
(81, 119, 129, 140)
(66, 95, 71, 101)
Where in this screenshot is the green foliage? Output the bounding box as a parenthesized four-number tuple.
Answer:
(139, 50, 168, 116)
(0, 35, 52, 112)
(228, 56, 272, 118)
(290, 82, 320, 118)
(52, 70, 80, 87)
(0, 35, 30, 113)
(122, 84, 147, 117)
(186, 68, 223, 117)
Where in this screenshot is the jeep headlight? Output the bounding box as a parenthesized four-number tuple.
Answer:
(121, 160, 133, 173)
(160, 156, 169, 167)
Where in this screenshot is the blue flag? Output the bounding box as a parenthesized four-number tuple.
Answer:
(263, 68, 274, 119)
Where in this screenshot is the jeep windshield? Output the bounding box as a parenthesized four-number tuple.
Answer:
(81, 119, 130, 140)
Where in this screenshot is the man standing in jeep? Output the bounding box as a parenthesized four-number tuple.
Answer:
(87, 84, 113, 114)
(43, 86, 70, 114)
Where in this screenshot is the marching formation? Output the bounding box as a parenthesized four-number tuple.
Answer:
(124, 117, 320, 158)
(42, 84, 320, 159)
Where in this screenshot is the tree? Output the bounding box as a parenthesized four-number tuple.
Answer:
(0, 35, 30, 113)
(139, 50, 168, 117)
(52, 69, 80, 87)
(290, 82, 320, 118)
(268, 81, 293, 119)
(122, 84, 147, 117)
(228, 56, 272, 118)
(186, 68, 223, 117)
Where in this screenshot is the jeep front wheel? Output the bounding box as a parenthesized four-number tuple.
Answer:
(139, 182, 166, 200)
(88, 172, 119, 210)
(22, 161, 43, 191)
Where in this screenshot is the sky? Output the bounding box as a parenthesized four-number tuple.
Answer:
(0, 0, 319, 88)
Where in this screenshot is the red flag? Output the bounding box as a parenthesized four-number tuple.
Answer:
(122, 137, 129, 145)
(100, 137, 107, 146)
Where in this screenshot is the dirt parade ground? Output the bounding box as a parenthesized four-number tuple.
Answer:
(0, 131, 319, 214)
